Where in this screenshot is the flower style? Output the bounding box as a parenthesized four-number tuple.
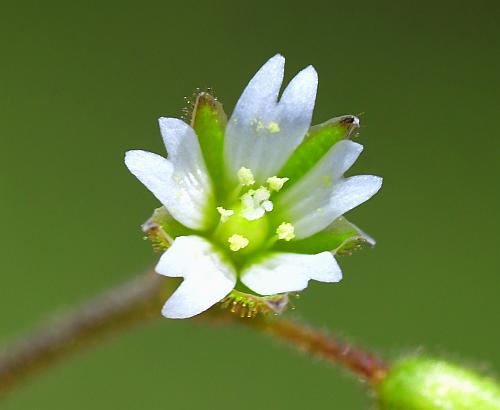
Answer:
(125, 54, 382, 319)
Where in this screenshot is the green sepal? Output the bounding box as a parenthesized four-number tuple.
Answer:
(190, 92, 227, 197)
(378, 357, 500, 410)
(278, 115, 359, 187)
(142, 207, 192, 251)
(220, 289, 289, 317)
(273, 216, 374, 255)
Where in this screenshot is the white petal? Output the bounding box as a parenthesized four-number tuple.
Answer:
(125, 119, 215, 231)
(125, 150, 174, 206)
(241, 252, 341, 295)
(224, 54, 318, 184)
(323, 140, 365, 179)
(276, 141, 363, 220)
(287, 175, 382, 239)
(156, 236, 236, 319)
(276, 140, 381, 239)
(278, 140, 363, 204)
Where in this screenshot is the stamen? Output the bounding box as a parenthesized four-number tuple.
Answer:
(228, 234, 249, 251)
(216, 207, 234, 223)
(267, 121, 280, 133)
(267, 176, 289, 192)
(237, 167, 255, 186)
(277, 222, 295, 241)
(252, 118, 280, 134)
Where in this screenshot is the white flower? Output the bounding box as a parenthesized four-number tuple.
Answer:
(125, 54, 382, 319)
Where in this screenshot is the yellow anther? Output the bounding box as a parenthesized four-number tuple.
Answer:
(267, 176, 289, 192)
(277, 222, 295, 241)
(251, 118, 265, 131)
(228, 234, 249, 252)
(216, 207, 234, 223)
(267, 121, 280, 133)
(237, 167, 255, 186)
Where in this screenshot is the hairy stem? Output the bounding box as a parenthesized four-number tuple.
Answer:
(0, 270, 167, 394)
(248, 317, 387, 383)
(0, 270, 387, 395)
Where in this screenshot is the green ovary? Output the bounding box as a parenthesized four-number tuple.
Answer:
(213, 203, 270, 256)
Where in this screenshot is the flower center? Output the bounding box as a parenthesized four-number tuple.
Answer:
(212, 167, 292, 257)
(240, 186, 273, 221)
(213, 203, 269, 256)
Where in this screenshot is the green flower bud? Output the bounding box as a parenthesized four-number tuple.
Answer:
(378, 357, 500, 410)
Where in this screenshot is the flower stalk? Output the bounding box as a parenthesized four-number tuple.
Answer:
(2, 272, 500, 410)
(0, 270, 168, 394)
(0, 272, 387, 396)
(247, 316, 388, 384)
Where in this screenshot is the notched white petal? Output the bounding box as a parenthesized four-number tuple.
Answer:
(158, 120, 214, 209)
(225, 55, 318, 184)
(241, 252, 342, 295)
(126, 118, 215, 230)
(292, 175, 382, 239)
(125, 150, 174, 206)
(277, 140, 381, 239)
(156, 236, 237, 319)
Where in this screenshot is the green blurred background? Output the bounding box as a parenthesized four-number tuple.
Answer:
(1, 0, 499, 408)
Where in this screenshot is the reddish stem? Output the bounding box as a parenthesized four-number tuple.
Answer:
(249, 317, 387, 383)
(0, 272, 388, 395)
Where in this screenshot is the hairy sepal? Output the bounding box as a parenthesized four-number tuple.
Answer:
(278, 115, 360, 189)
(191, 91, 227, 198)
(142, 207, 193, 251)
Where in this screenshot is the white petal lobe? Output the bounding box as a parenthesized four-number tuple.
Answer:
(125, 150, 174, 207)
(158, 118, 215, 228)
(241, 252, 341, 295)
(156, 236, 237, 319)
(277, 141, 363, 209)
(276, 141, 381, 239)
(125, 118, 215, 230)
(224, 55, 318, 184)
(289, 175, 382, 239)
